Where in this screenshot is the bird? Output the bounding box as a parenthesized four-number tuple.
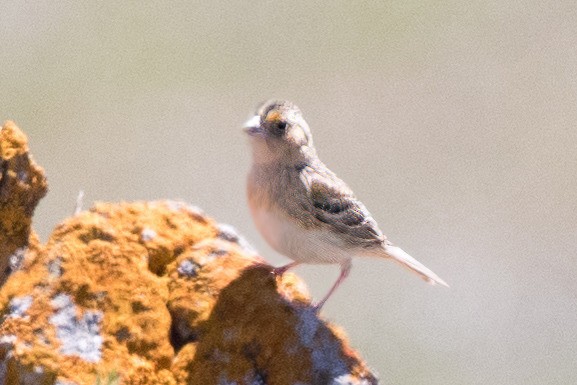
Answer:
(243, 100, 448, 310)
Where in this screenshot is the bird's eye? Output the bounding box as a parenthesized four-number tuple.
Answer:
(276, 121, 287, 132)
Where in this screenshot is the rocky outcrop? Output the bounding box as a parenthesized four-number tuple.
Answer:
(0, 121, 47, 287)
(0, 122, 378, 385)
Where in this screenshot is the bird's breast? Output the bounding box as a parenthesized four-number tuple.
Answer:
(250, 205, 286, 253)
(249, 204, 353, 264)
(247, 165, 352, 264)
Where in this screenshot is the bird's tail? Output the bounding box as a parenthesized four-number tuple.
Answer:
(383, 244, 449, 287)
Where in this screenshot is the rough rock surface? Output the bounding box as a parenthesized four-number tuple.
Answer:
(0, 121, 47, 286)
(0, 122, 379, 385)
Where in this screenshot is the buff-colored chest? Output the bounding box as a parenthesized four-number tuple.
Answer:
(247, 166, 353, 264)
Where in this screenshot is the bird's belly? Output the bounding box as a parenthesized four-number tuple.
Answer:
(252, 207, 352, 264)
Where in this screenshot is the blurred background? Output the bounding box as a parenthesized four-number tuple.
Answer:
(1, 1, 576, 384)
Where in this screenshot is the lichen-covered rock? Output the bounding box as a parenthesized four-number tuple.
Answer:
(0, 121, 47, 286)
(0, 123, 378, 385)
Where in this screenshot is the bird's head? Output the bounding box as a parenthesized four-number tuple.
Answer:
(243, 100, 315, 165)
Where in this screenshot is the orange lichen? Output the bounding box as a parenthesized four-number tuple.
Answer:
(0, 121, 47, 286)
(0, 122, 378, 385)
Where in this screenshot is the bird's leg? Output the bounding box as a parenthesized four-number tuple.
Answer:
(272, 261, 300, 276)
(314, 260, 352, 312)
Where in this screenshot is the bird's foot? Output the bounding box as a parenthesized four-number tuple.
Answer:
(311, 301, 324, 314)
(271, 261, 300, 276)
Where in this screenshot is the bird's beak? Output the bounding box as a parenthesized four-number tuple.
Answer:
(243, 115, 262, 136)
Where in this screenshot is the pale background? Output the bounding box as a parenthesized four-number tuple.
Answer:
(1, 1, 576, 384)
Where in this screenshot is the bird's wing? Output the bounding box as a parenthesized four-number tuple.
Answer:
(298, 161, 385, 248)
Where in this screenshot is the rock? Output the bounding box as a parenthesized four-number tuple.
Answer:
(0, 122, 378, 385)
(0, 121, 47, 286)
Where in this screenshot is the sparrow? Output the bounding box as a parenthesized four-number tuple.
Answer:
(243, 100, 448, 310)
